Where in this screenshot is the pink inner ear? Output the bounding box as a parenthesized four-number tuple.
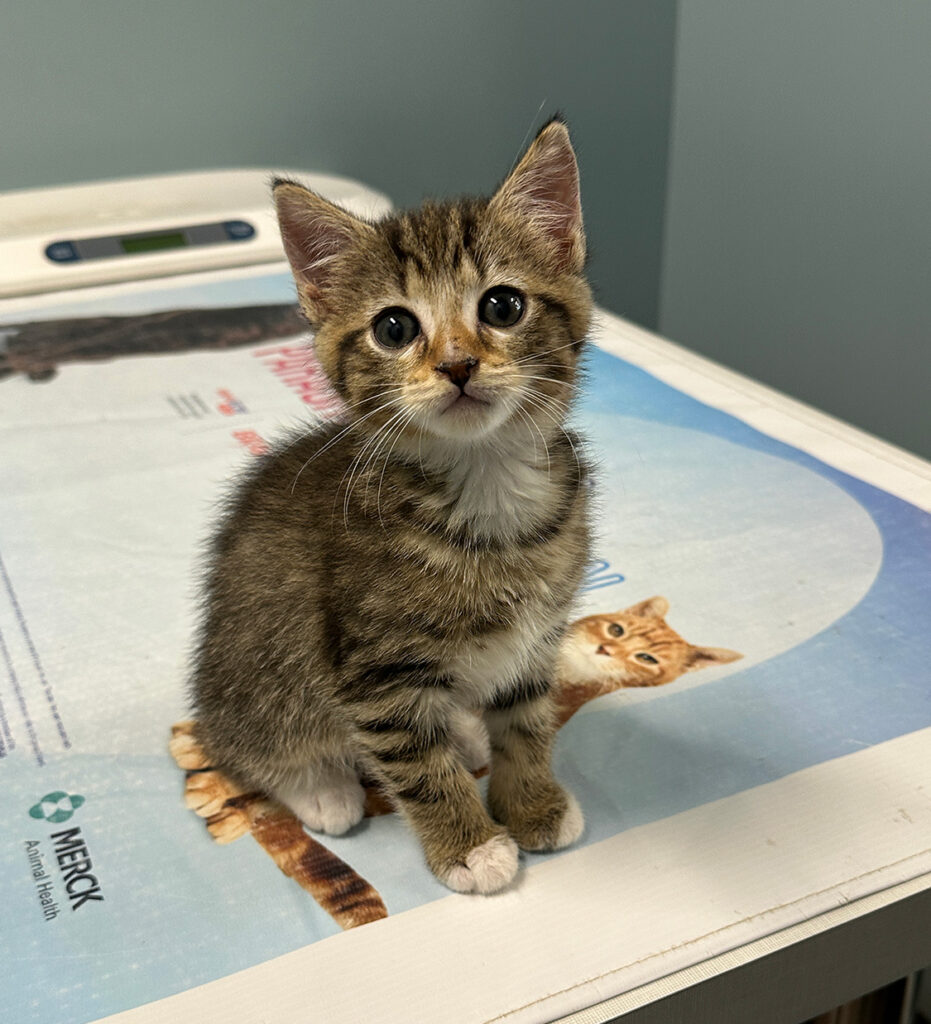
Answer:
(274, 187, 360, 297)
(498, 125, 584, 269)
(525, 145, 580, 236)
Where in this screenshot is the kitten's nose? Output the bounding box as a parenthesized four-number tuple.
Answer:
(435, 356, 478, 391)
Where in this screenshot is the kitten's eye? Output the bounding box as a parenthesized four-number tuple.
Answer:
(607, 623, 624, 637)
(479, 287, 524, 328)
(373, 307, 420, 349)
(635, 652, 659, 665)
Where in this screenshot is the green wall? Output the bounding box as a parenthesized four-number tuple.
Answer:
(660, 0, 931, 459)
(1, 0, 677, 330)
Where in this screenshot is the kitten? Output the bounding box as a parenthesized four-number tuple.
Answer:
(191, 119, 593, 895)
(555, 596, 742, 724)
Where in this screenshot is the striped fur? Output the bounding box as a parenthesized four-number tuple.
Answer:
(191, 120, 592, 893)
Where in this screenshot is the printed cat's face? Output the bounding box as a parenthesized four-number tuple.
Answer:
(558, 596, 742, 688)
(274, 120, 592, 446)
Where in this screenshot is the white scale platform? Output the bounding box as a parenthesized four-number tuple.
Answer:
(1, 172, 929, 1024)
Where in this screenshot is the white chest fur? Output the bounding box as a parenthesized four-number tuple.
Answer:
(442, 441, 558, 541)
(449, 608, 563, 706)
(413, 431, 579, 705)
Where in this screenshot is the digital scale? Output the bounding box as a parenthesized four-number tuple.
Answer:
(1, 170, 929, 1024)
(0, 168, 389, 299)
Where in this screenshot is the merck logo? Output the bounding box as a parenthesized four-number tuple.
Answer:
(48, 828, 106, 910)
(29, 791, 85, 824)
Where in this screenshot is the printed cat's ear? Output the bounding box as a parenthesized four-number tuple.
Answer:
(273, 180, 374, 322)
(491, 117, 585, 273)
(685, 646, 743, 672)
(625, 596, 670, 620)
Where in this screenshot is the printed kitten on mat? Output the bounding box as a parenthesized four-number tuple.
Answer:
(190, 118, 592, 895)
(555, 596, 742, 725)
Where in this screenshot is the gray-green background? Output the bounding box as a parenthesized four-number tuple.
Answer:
(2, 1, 928, 458)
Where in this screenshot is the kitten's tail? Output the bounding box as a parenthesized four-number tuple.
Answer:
(170, 722, 388, 930)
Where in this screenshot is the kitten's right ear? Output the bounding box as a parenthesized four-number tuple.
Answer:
(273, 180, 374, 322)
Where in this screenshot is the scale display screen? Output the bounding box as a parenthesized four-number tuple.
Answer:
(43, 220, 254, 266)
(120, 232, 188, 254)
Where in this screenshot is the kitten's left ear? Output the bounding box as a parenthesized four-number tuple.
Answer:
(685, 646, 743, 672)
(490, 117, 585, 273)
(273, 179, 375, 324)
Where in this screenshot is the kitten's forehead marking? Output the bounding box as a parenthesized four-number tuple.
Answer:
(382, 207, 476, 282)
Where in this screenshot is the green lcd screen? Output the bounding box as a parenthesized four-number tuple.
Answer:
(120, 232, 187, 254)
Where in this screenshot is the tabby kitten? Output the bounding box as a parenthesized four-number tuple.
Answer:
(556, 596, 742, 722)
(191, 119, 592, 895)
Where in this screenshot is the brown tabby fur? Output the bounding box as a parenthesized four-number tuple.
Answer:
(190, 119, 593, 894)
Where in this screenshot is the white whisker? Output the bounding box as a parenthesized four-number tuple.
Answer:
(340, 404, 413, 528)
(290, 394, 406, 494)
(512, 339, 583, 367)
(520, 386, 583, 478)
(376, 407, 420, 528)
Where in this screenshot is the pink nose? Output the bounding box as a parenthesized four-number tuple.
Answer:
(435, 357, 478, 391)
(596, 644, 609, 656)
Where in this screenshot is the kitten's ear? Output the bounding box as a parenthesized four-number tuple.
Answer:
(490, 117, 585, 273)
(273, 180, 374, 322)
(685, 646, 743, 672)
(625, 596, 670, 620)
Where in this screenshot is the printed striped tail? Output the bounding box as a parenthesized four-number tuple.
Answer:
(169, 721, 388, 929)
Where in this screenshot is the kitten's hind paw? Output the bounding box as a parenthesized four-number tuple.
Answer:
(491, 784, 585, 852)
(276, 768, 366, 836)
(438, 832, 519, 895)
(553, 792, 585, 849)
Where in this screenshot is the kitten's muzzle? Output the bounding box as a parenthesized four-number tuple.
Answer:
(435, 356, 479, 391)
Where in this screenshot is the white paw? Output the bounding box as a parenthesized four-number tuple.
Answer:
(277, 771, 366, 836)
(441, 833, 519, 895)
(450, 709, 491, 772)
(554, 792, 584, 849)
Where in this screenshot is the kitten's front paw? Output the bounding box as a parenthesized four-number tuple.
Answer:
(490, 783, 584, 852)
(435, 832, 519, 895)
